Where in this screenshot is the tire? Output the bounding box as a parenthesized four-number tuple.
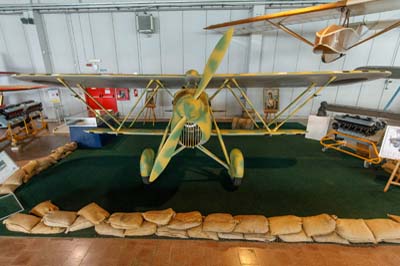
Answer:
(142, 176, 150, 185)
(231, 177, 242, 187)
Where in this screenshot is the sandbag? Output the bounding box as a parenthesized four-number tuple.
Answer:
(279, 230, 313, 243)
(42, 211, 77, 228)
(49, 151, 63, 161)
(30, 200, 59, 217)
(336, 219, 376, 244)
(124, 221, 157, 236)
(21, 160, 39, 177)
(3, 169, 25, 186)
(31, 221, 65, 234)
(218, 232, 244, 240)
(63, 151, 73, 158)
(108, 212, 143, 230)
(77, 202, 110, 225)
(233, 215, 269, 234)
(384, 238, 400, 244)
(302, 214, 336, 237)
(187, 225, 219, 240)
(95, 222, 124, 237)
(53, 146, 66, 155)
(0, 184, 18, 194)
(203, 213, 237, 233)
(365, 219, 400, 242)
(66, 216, 94, 233)
(156, 226, 188, 239)
(35, 157, 56, 172)
(64, 142, 78, 152)
(167, 211, 202, 230)
(388, 214, 400, 223)
(142, 208, 175, 226)
(269, 215, 302, 236)
(3, 213, 40, 233)
(244, 233, 276, 242)
(313, 232, 350, 245)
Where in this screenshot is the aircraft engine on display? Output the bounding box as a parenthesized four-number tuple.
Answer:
(0, 101, 43, 129)
(332, 114, 386, 137)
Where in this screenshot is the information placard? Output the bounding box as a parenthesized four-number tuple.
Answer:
(0, 151, 19, 184)
(379, 125, 400, 160)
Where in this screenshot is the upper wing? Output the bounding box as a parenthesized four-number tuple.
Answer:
(14, 73, 186, 88)
(15, 70, 390, 89)
(208, 70, 391, 88)
(355, 66, 400, 79)
(205, 0, 400, 34)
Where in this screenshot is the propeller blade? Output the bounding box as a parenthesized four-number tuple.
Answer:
(149, 116, 187, 182)
(194, 28, 234, 99)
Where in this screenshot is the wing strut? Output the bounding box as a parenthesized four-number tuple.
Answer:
(267, 82, 316, 126)
(348, 20, 400, 50)
(266, 20, 314, 47)
(56, 78, 116, 131)
(127, 80, 165, 128)
(117, 79, 159, 131)
(208, 78, 272, 132)
(76, 83, 121, 127)
(272, 76, 337, 132)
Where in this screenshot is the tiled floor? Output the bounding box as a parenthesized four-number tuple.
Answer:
(1, 122, 400, 265)
(0, 237, 400, 266)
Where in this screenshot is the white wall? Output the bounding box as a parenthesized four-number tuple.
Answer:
(1, 5, 400, 121)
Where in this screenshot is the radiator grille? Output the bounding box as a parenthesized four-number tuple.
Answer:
(180, 122, 202, 148)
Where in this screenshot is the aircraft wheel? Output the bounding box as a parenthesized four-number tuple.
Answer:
(141, 176, 150, 185)
(140, 148, 155, 184)
(231, 177, 242, 187)
(229, 148, 244, 186)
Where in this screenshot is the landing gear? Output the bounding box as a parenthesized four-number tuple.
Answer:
(229, 148, 244, 187)
(140, 148, 155, 185)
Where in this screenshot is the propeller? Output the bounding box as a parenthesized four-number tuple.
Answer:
(149, 116, 187, 182)
(148, 28, 234, 182)
(193, 27, 234, 99)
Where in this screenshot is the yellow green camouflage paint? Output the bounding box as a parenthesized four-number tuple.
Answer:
(229, 148, 244, 178)
(140, 148, 155, 177)
(149, 116, 187, 182)
(194, 27, 234, 99)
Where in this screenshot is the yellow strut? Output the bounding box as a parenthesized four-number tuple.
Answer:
(57, 78, 116, 131)
(76, 83, 121, 126)
(231, 78, 271, 131)
(118, 80, 154, 131)
(268, 82, 316, 127)
(273, 77, 336, 132)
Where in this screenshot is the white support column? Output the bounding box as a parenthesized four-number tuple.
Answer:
(246, 5, 265, 118)
(31, 11, 52, 73)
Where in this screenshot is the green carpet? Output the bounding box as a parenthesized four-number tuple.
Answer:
(1, 122, 399, 237)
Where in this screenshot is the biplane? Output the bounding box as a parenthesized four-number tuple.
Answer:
(13, 28, 390, 186)
(205, 0, 400, 63)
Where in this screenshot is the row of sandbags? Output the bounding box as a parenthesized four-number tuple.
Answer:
(0, 142, 77, 195)
(3, 201, 400, 245)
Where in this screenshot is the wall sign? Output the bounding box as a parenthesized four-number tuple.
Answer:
(47, 88, 61, 104)
(116, 88, 130, 101)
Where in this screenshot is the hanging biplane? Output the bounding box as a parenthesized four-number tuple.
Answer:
(13, 28, 390, 186)
(205, 0, 400, 63)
